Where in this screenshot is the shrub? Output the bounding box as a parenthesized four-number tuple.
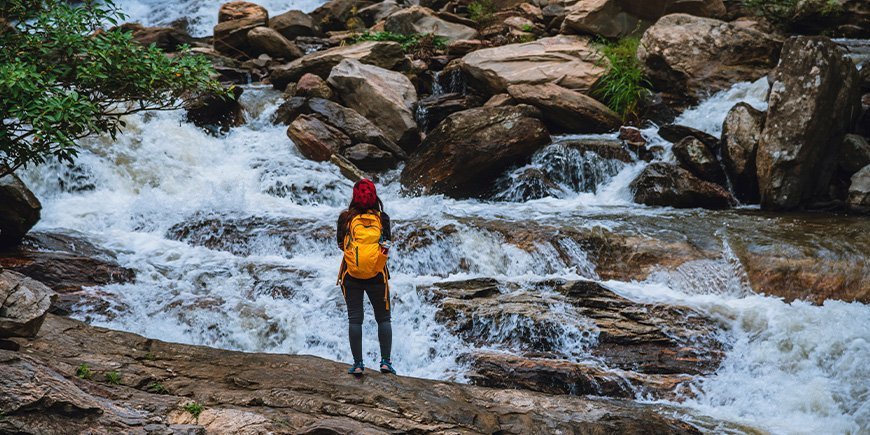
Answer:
(147, 382, 169, 394)
(183, 402, 204, 420)
(105, 371, 121, 385)
(592, 37, 651, 121)
(76, 364, 93, 380)
(0, 0, 226, 178)
(467, 0, 497, 29)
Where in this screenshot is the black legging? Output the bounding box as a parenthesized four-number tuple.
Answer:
(341, 274, 391, 364)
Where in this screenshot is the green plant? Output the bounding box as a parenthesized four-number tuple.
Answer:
(0, 0, 227, 178)
(147, 382, 169, 394)
(467, 0, 497, 29)
(521, 24, 535, 33)
(183, 402, 204, 420)
(144, 352, 156, 361)
(105, 371, 122, 385)
(592, 37, 651, 121)
(76, 363, 93, 380)
(741, 0, 842, 26)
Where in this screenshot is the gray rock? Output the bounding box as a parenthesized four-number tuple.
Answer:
(269, 9, 317, 39)
(847, 165, 870, 213)
(247, 26, 303, 60)
(0, 270, 56, 338)
(721, 102, 765, 203)
(673, 136, 726, 186)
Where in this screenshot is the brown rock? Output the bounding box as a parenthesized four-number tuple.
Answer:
(307, 98, 407, 159)
(630, 162, 734, 209)
(213, 16, 266, 58)
(295, 73, 333, 99)
(218, 1, 268, 23)
(838, 134, 870, 176)
(507, 82, 621, 133)
(448, 39, 485, 56)
(357, 0, 401, 27)
(637, 13, 781, 103)
(269, 41, 404, 90)
(560, 0, 726, 38)
(330, 154, 368, 182)
(562, 139, 633, 162)
(673, 136, 726, 185)
(757, 36, 862, 210)
(272, 96, 307, 125)
(0, 172, 41, 248)
(460, 35, 606, 95)
(721, 102, 765, 203)
(400, 105, 550, 197)
(0, 271, 56, 338)
(268, 9, 317, 39)
(343, 143, 397, 171)
(414, 93, 479, 133)
(384, 6, 478, 42)
(327, 59, 419, 150)
(116, 23, 193, 52)
(658, 123, 719, 149)
(310, 0, 376, 32)
(184, 86, 245, 132)
(287, 114, 352, 161)
(247, 26, 303, 60)
(484, 93, 515, 107)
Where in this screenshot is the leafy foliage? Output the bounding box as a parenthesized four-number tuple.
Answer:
(350, 31, 447, 55)
(105, 370, 122, 385)
(592, 37, 650, 121)
(183, 402, 204, 420)
(467, 0, 497, 29)
(741, 0, 842, 26)
(0, 0, 226, 178)
(147, 382, 169, 394)
(76, 363, 93, 380)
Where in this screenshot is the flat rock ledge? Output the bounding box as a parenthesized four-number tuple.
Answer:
(0, 315, 745, 434)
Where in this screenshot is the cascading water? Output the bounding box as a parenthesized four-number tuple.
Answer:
(18, 36, 870, 435)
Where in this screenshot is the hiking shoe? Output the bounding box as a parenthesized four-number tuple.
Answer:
(348, 361, 365, 375)
(379, 358, 396, 374)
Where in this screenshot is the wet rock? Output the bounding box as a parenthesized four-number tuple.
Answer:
(721, 102, 764, 203)
(673, 136, 726, 185)
(268, 9, 317, 40)
(287, 114, 352, 162)
(384, 6, 478, 42)
(307, 98, 407, 159)
(0, 271, 56, 338)
(357, 0, 401, 27)
(213, 2, 269, 58)
(658, 123, 719, 150)
(247, 26, 304, 60)
(562, 139, 633, 162)
(327, 59, 419, 150)
(757, 36, 862, 210)
(630, 162, 734, 209)
(414, 93, 479, 133)
(838, 134, 870, 176)
(401, 105, 551, 198)
(184, 86, 245, 133)
(343, 143, 397, 171)
(5, 314, 724, 434)
(0, 172, 41, 248)
(560, 0, 726, 39)
(427, 278, 723, 398)
(272, 96, 307, 125)
(619, 126, 653, 160)
(116, 23, 193, 52)
(507, 82, 621, 133)
(848, 165, 870, 214)
(295, 73, 333, 99)
(0, 232, 134, 293)
(460, 35, 606, 95)
(270, 41, 404, 90)
(637, 13, 781, 103)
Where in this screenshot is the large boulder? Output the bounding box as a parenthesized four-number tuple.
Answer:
(116, 23, 193, 52)
(327, 59, 419, 150)
(561, 0, 726, 39)
(343, 143, 397, 171)
(630, 162, 734, 209)
(287, 114, 352, 161)
(294, 73, 333, 99)
(357, 0, 401, 27)
(721, 102, 765, 203)
(213, 2, 269, 58)
(0, 270, 55, 338)
(307, 98, 407, 159)
(247, 26, 303, 60)
(672, 136, 726, 185)
(184, 86, 245, 133)
(460, 35, 607, 95)
(269, 41, 404, 90)
(757, 36, 862, 210)
(0, 173, 41, 248)
(400, 105, 551, 197)
(637, 14, 781, 102)
(414, 93, 480, 133)
(384, 6, 478, 42)
(268, 10, 317, 39)
(838, 134, 870, 176)
(507, 82, 621, 133)
(309, 0, 375, 32)
(847, 165, 870, 213)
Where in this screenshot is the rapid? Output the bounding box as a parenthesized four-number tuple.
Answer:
(17, 7, 870, 434)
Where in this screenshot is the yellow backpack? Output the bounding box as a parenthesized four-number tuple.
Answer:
(341, 212, 388, 281)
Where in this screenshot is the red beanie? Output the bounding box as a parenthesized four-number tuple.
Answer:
(351, 179, 377, 210)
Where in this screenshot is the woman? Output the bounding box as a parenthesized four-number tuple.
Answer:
(336, 179, 396, 375)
